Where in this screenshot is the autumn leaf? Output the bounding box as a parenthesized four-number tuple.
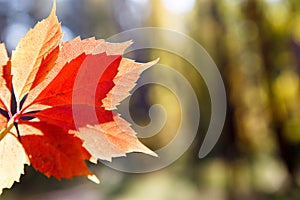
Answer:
(0, 43, 11, 113)
(102, 58, 159, 110)
(11, 2, 62, 103)
(78, 113, 157, 162)
(0, 1, 157, 195)
(0, 133, 29, 195)
(19, 121, 91, 180)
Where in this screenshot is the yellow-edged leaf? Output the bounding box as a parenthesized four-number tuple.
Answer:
(0, 43, 8, 66)
(11, 2, 62, 103)
(0, 43, 11, 111)
(102, 58, 158, 110)
(78, 113, 157, 162)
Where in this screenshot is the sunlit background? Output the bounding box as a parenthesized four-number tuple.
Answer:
(1, 0, 300, 199)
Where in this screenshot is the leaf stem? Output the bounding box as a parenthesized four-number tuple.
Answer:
(0, 118, 15, 142)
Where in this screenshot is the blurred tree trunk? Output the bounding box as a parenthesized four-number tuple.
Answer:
(242, 0, 297, 184)
(209, 1, 257, 198)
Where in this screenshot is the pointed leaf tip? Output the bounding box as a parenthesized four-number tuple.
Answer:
(88, 175, 100, 184)
(51, 0, 57, 16)
(11, 0, 62, 102)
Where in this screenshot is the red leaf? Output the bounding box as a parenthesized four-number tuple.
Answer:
(30, 46, 60, 90)
(19, 121, 92, 180)
(25, 52, 121, 109)
(23, 37, 103, 110)
(30, 105, 113, 130)
(0, 2, 158, 194)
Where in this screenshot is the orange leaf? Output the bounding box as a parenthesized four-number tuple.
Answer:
(0, 114, 6, 130)
(11, 2, 62, 103)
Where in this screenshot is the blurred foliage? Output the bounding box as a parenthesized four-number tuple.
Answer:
(1, 0, 300, 199)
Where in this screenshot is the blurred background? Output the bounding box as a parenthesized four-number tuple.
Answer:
(1, 0, 300, 199)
